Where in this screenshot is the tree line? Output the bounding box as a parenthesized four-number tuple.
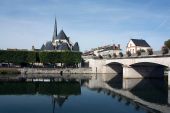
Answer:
(0, 50, 82, 67)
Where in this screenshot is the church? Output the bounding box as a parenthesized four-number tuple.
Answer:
(41, 19, 79, 51)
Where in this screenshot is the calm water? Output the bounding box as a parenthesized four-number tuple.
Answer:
(0, 74, 169, 113)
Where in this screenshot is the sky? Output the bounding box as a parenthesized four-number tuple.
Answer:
(0, 0, 170, 52)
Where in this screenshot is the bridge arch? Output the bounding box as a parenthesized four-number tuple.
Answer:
(127, 62, 167, 78)
(106, 62, 123, 74)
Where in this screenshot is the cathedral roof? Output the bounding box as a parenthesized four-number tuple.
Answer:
(52, 18, 57, 41)
(41, 44, 46, 50)
(57, 43, 70, 50)
(72, 42, 79, 51)
(45, 41, 54, 50)
(56, 30, 69, 41)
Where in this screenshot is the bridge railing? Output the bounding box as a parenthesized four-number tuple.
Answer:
(82, 50, 170, 59)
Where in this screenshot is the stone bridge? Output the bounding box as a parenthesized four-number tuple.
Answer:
(86, 55, 170, 86)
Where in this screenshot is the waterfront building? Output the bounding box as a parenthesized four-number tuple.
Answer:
(126, 39, 152, 54)
(41, 19, 79, 51)
(83, 44, 121, 57)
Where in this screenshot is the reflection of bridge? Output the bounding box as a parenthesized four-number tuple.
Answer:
(84, 74, 170, 113)
(87, 56, 170, 86)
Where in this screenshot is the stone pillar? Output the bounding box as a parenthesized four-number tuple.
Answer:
(123, 78, 142, 90)
(123, 66, 143, 79)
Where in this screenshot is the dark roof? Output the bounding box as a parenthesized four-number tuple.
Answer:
(56, 30, 69, 41)
(72, 42, 79, 51)
(131, 39, 150, 47)
(52, 18, 57, 41)
(57, 43, 70, 50)
(41, 44, 46, 50)
(45, 41, 54, 50)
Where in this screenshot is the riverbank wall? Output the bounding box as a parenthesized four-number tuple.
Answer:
(18, 68, 93, 74)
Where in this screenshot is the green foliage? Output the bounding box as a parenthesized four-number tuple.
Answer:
(161, 46, 169, 55)
(98, 55, 103, 59)
(113, 53, 117, 58)
(147, 49, 153, 55)
(0, 50, 37, 64)
(136, 50, 141, 56)
(119, 52, 123, 57)
(39, 51, 82, 64)
(0, 50, 82, 65)
(126, 51, 131, 57)
(164, 39, 170, 49)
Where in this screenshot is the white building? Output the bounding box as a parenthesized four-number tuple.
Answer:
(84, 44, 121, 57)
(126, 39, 152, 54)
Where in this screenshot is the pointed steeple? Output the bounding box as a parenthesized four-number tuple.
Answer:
(52, 18, 57, 41)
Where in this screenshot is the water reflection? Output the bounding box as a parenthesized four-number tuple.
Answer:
(0, 74, 169, 113)
(85, 74, 170, 113)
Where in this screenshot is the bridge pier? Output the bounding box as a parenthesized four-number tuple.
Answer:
(123, 65, 164, 79)
(123, 79, 142, 90)
(123, 66, 143, 78)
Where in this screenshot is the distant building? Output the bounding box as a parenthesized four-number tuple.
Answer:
(41, 18, 79, 52)
(126, 39, 152, 54)
(83, 44, 121, 56)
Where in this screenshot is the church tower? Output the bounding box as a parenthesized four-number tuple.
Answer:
(52, 18, 57, 43)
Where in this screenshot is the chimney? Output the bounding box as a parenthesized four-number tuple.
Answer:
(32, 45, 35, 51)
(118, 44, 120, 49)
(113, 44, 116, 50)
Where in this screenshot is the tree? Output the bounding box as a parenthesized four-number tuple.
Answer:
(147, 49, 153, 55)
(119, 52, 123, 57)
(126, 51, 131, 57)
(164, 39, 170, 49)
(136, 50, 141, 56)
(113, 53, 117, 58)
(161, 46, 169, 55)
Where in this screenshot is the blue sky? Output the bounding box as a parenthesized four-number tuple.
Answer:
(0, 0, 170, 52)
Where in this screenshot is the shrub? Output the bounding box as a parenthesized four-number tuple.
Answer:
(108, 54, 111, 58)
(161, 46, 169, 55)
(126, 51, 131, 57)
(113, 53, 117, 58)
(98, 55, 103, 59)
(136, 50, 141, 56)
(119, 52, 123, 57)
(147, 49, 153, 55)
(140, 49, 145, 52)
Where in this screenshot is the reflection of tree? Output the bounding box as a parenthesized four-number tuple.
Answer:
(0, 81, 81, 95)
(0, 80, 81, 113)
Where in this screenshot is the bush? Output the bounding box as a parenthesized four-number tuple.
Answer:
(39, 51, 82, 64)
(0, 50, 82, 66)
(161, 46, 169, 55)
(119, 52, 123, 57)
(98, 55, 103, 59)
(126, 51, 131, 57)
(140, 49, 145, 52)
(0, 50, 37, 65)
(136, 50, 141, 56)
(113, 53, 117, 58)
(108, 54, 111, 58)
(147, 49, 153, 55)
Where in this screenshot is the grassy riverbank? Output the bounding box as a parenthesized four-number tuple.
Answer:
(0, 68, 21, 74)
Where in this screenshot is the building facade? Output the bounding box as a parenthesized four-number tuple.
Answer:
(41, 19, 79, 51)
(126, 39, 152, 54)
(83, 44, 121, 57)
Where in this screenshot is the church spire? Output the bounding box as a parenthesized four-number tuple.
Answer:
(52, 18, 57, 41)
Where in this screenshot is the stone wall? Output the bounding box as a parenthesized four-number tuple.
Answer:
(18, 68, 92, 74)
